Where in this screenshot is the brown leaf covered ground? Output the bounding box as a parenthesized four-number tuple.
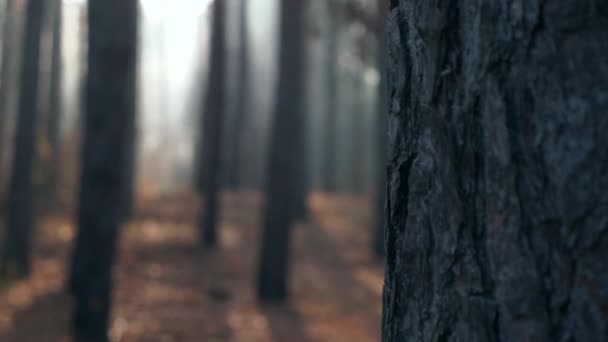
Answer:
(0, 192, 384, 342)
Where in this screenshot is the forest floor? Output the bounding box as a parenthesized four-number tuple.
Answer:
(0, 192, 384, 342)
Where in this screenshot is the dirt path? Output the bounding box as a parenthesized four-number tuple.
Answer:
(0, 192, 384, 341)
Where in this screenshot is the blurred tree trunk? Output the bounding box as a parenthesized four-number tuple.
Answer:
(120, 83, 137, 221)
(226, 0, 249, 190)
(257, 0, 306, 301)
(199, 0, 226, 246)
(321, 15, 338, 193)
(294, 32, 310, 220)
(45, 0, 62, 203)
(120, 22, 138, 221)
(293, 110, 310, 220)
(350, 70, 365, 193)
(0, 0, 44, 279)
(373, 0, 388, 256)
(296, 26, 311, 220)
(68, 0, 137, 340)
(383, 1, 608, 341)
(0, 0, 15, 180)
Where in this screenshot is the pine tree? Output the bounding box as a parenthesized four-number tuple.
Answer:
(382, 1, 608, 340)
(68, 1, 138, 340)
(199, 0, 227, 246)
(1, 0, 45, 279)
(257, 0, 307, 300)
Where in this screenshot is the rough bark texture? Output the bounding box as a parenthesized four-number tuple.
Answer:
(199, 0, 226, 246)
(68, 0, 137, 340)
(257, 0, 306, 300)
(0, 0, 44, 278)
(227, 0, 249, 190)
(382, 1, 608, 341)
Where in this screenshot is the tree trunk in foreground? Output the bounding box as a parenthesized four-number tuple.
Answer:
(0, 0, 44, 279)
(68, 1, 137, 340)
(257, 0, 306, 301)
(199, 0, 226, 247)
(382, 1, 608, 341)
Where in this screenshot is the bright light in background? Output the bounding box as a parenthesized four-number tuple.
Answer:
(137, 0, 212, 126)
(137, 0, 214, 193)
(141, 0, 212, 22)
(63, 0, 212, 19)
(61, 0, 276, 194)
(62, 0, 215, 193)
(63, 0, 213, 17)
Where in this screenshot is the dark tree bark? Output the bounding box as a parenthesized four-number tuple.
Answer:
(119, 72, 137, 221)
(199, 0, 226, 246)
(0, 0, 45, 279)
(293, 111, 310, 220)
(68, 0, 137, 340)
(321, 14, 339, 193)
(46, 0, 63, 202)
(382, 1, 608, 341)
(226, 0, 249, 190)
(294, 33, 310, 221)
(257, 0, 307, 300)
(373, 0, 388, 256)
(0, 0, 16, 178)
(120, 12, 139, 221)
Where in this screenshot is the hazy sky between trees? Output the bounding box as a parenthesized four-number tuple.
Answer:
(59, 0, 280, 194)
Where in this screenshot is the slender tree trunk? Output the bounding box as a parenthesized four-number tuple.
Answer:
(199, 0, 226, 247)
(46, 0, 62, 203)
(322, 16, 338, 193)
(382, 1, 608, 341)
(0, 0, 44, 279)
(373, 0, 388, 256)
(0, 0, 15, 179)
(293, 107, 310, 220)
(120, 74, 137, 221)
(257, 0, 306, 301)
(227, 0, 249, 190)
(350, 70, 365, 193)
(68, 1, 137, 340)
(293, 6, 315, 217)
(294, 24, 310, 221)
